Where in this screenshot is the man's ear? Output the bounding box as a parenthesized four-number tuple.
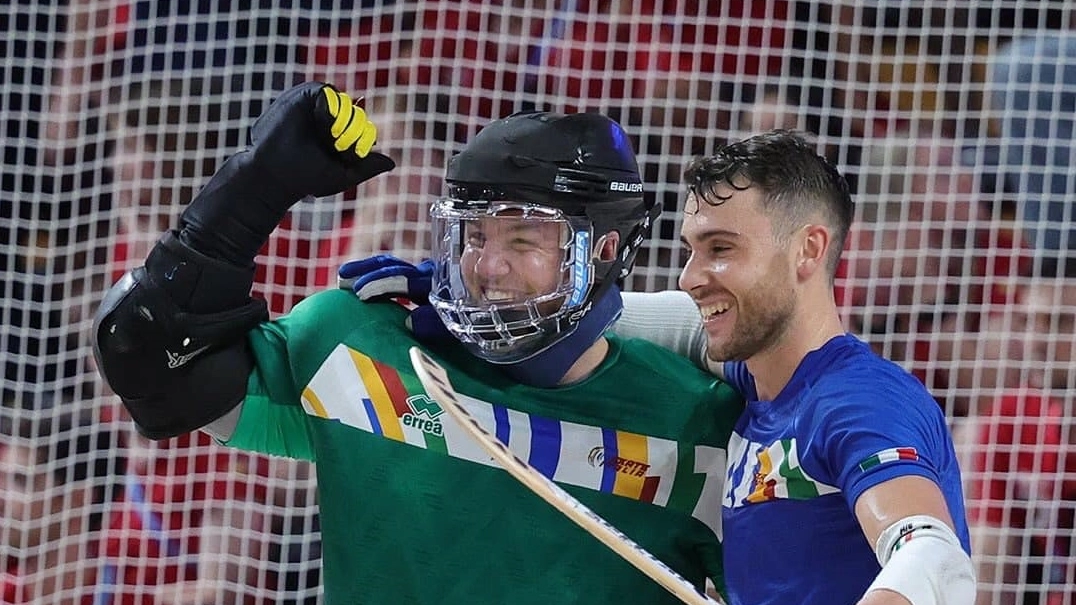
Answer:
(796, 224, 831, 280)
(593, 231, 621, 262)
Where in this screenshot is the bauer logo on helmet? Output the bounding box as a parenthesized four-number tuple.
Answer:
(609, 181, 643, 193)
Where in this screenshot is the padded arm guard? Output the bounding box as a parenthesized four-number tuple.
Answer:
(93, 232, 268, 439)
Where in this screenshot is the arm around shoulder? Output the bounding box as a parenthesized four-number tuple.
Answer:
(616, 290, 723, 377)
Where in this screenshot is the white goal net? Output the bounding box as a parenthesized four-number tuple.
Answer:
(1, 1, 1073, 604)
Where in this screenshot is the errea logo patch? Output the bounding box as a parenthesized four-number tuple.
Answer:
(403, 394, 444, 435)
(610, 181, 643, 192)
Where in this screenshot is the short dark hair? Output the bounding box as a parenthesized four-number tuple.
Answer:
(683, 129, 854, 277)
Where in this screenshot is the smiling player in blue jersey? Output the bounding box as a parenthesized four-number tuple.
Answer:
(91, 81, 744, 604)
(612, 130, 975, 605)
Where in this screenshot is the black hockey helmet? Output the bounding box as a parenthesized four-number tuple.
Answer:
(429, 111, 662, 363)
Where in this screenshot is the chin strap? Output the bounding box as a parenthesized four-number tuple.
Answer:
(500, 285, 623, 388)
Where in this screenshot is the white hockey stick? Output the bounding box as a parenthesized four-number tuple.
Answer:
(408, 346, 723, 605)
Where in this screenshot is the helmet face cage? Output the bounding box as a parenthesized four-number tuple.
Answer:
(429, 198, 597, 363)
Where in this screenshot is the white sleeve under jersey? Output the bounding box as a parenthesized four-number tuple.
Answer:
(613, 290, 722, 377)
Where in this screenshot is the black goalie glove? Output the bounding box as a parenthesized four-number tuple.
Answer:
(250, 82, 394, 197)
(180, 81, 396, 267)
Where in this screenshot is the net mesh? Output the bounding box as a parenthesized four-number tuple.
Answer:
(2, 1, 1074, 603)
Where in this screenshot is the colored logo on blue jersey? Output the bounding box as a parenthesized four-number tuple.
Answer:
(857, 447, 918, 472)
(725, 433, 838, 507)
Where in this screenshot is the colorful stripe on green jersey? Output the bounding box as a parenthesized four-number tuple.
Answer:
(724, 432, 838, 508)
(300, 344, 726, 535)
(857, 447, 919, 471)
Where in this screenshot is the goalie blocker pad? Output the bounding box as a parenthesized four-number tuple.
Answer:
(93, 231, 268, 440)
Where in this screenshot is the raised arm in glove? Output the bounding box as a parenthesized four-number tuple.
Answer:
(93, 82, 394, 439)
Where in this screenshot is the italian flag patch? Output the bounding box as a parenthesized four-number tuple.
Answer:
(857, 447, 919, 471)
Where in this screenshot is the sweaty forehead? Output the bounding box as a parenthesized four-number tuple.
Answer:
(681, 188, 768, 238)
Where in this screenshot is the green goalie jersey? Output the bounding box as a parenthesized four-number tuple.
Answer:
(227, 289, 743, 605)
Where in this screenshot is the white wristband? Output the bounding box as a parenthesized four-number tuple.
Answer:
(866, 516, 976, 605)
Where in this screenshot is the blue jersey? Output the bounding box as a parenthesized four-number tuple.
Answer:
(720, 334, 969, 605)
